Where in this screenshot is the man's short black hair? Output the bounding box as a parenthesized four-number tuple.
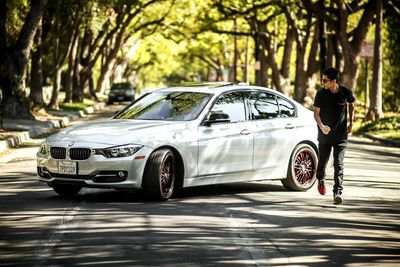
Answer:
(322, 67, 340, 82)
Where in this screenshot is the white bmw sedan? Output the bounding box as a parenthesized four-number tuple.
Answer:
(37, 83, 318, 200)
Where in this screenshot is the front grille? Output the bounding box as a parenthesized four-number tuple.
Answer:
(50, 147, 91, 160)
(50, 147, 66, 159)
(70, 148, 92, 160)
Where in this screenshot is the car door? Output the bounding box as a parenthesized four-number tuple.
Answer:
(248, 90, 297, 171)
(197, 91, 253, 177)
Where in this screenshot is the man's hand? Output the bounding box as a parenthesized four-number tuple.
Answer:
(314, 107, 330, 135)
(320, 124, 331, 135)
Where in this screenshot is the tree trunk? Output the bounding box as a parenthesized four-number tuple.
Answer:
(72, 55, 82, 102)
(294, 45, 307, 103)
(0, 0, 47, 119)
(254, 33, 262, 86)
(342, 56, 360, 91)
(96, 60, 115, 96)
(265, 35, 284, 93)
(48, 4, 60, 109)
(48, 68, 62, 109)
(29, 23, 45, 109)
(88, 71, 98, 100)
(318, 0, 326, 72)
(366, 0, 383, 121)
(64, 48, 75, 103)
(64, 18, 80, 103)
(280, 27, 294, 95)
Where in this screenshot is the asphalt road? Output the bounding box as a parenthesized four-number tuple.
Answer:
(0, 104, 399, 267)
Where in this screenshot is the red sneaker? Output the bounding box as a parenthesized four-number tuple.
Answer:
(318, 179, 326, 195)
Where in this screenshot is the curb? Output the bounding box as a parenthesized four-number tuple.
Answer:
(0, 131, 31, 153)
(0, 102, 105, 154)
(362, 133, 400, 148)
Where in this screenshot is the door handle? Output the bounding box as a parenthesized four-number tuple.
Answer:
(240, 129, 252, 135)
(285, 123, 295, 129)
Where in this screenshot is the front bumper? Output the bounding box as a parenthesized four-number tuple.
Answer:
(37, 147, 152, 189)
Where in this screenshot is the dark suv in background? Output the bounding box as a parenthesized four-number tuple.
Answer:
(108, 82, 135, 104)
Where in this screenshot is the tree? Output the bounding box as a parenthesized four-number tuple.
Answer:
(282, 2, 319, 103)
(95, 0, 173, 96)
(0, 0, 48, 119)
(303, 0, 375, 91)
(382, 0, 400, 113)
(47, 0, 83, 108)
(29, 21, 45, 109)
(366, 0, 383, 120)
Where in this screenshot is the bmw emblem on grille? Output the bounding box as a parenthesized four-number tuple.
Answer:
(68, 141, 75, 147)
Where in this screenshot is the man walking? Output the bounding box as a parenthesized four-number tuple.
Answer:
(313, 67, 355, 205)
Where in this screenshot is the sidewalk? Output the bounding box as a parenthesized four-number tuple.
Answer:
(361, 132, 400, 147)
(0, 102, 105, 154)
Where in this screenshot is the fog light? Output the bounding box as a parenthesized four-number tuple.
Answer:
(118, 171, 127, 178)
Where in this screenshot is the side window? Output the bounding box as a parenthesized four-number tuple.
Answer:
(211, 92, 246, 123)
(277, 97, 295, 117)
(248, 91, 279, 120)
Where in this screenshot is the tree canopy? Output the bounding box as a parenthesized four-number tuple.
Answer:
(0, 0, 399, 120)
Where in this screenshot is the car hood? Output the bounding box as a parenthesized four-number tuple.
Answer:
(46, 119, 192, 148)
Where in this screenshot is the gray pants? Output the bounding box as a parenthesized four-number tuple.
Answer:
(316, 141, 347, 195)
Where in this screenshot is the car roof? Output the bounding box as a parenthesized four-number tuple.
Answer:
(156, 82, 284, 96)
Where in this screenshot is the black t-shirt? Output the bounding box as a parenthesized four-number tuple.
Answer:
(313, 85, 355, 144)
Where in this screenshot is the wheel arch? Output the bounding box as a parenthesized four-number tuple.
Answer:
(297, 140, 319, 157)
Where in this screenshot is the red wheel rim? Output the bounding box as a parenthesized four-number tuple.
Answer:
(294, 149, 316, 185)
(160, 155, 175, 196)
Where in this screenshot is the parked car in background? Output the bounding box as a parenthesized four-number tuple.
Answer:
(37, 83, 318, 200)
(107, 82, 135, 104)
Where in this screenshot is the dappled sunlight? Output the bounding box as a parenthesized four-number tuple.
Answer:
(1, 137, 400, 266)
(0, 182, 399, 266)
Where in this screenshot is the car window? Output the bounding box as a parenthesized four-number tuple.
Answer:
(111, 83, 133, 91)
(114, 91, 212, 121)
(277, 97, 296, 117)
(211, 92, 246, 123)
(248, 91, 279, 120)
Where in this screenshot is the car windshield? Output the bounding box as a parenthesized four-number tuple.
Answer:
(113, 91, 213, 121)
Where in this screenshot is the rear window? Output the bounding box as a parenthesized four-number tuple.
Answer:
(111, 83, 133, 90)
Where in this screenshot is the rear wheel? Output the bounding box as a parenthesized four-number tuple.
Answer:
(281, 143, 317, 191)
(52, 184, 81, 197)
(142, 149, 176, 200)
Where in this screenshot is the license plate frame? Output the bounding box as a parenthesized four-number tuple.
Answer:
(58, 161, 78, 175)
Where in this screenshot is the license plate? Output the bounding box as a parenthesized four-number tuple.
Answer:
(58, 161, 77, 175)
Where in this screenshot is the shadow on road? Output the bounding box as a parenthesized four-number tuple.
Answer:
(1, 171, 399, 266)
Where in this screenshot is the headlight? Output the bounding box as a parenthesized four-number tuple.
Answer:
(38, 142, 50, 156)
(95, 144, 143, 158)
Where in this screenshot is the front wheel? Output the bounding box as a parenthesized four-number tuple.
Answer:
(281, 143, 318, 191)
(142, 149, 176, 200)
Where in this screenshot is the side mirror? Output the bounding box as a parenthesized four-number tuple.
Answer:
(204, 111, 230, 126)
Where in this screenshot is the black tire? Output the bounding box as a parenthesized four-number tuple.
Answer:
(281, 143, 318, 191)
(52, 184, 81, 197)
(142, 149, 176, 200)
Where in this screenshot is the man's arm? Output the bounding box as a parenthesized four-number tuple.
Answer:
(314, 107, 330, 135)
(347, 103, 355, 133)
